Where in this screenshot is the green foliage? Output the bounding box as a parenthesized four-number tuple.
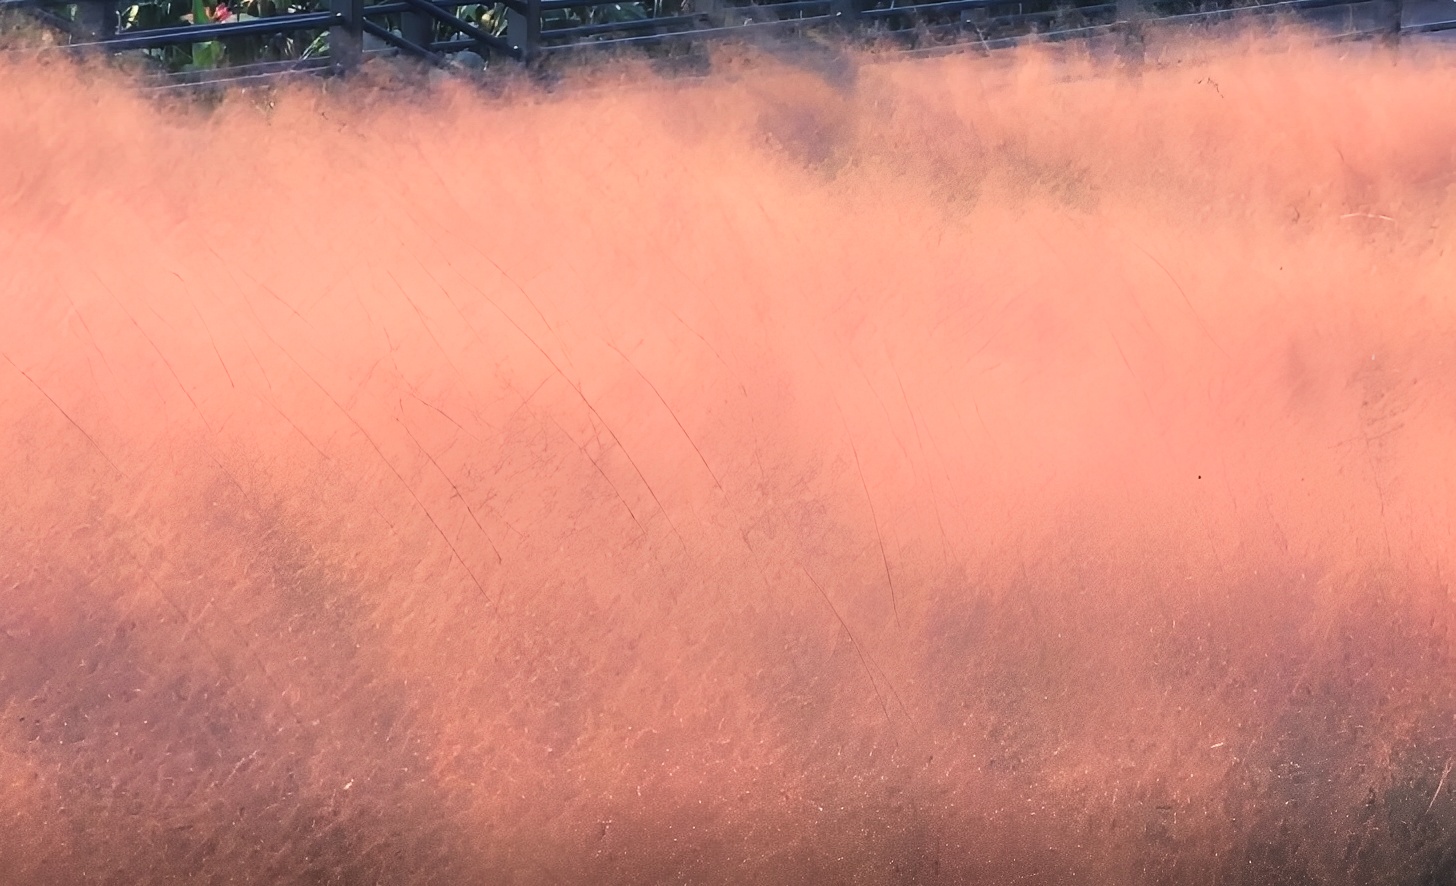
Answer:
(38, 0, 800, 76)
(103, 0, 328, 71)
(79, 0, 667, 73)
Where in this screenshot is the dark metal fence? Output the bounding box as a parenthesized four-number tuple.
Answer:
(1, 0, 1451, 84)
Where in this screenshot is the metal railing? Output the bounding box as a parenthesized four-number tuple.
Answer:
(1, 0, 1448, 84)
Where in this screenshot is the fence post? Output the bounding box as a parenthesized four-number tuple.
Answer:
(401, 0, 434, 57)
(507, 0, 540, 63)
(1116, 0, 1143, 66)
(1374, 0, 1402, 46)
(330, 0, 365, 71)
(74, 0, 117, 40)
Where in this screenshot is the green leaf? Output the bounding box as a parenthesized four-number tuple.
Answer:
(192, 38, 221, 66)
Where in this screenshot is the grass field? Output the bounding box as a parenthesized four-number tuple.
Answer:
(1, 29, 1455, 883)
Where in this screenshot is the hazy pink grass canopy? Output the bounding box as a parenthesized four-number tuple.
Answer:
(1, 28, 1455, 884)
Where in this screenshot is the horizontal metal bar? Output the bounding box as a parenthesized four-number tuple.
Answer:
(361, 16, 452, 60)
(1276, 0, 1381, 10)
(856, 0, 967, 12)
(1404, 17, 1456, 31)
(537, 0, 817, 9)
(362, 0, 531, 22)
(390, 0, 520, 55)
(857, 0, 1113, 17)
(369, 0, 530, 9)
(64, 10, 340, 52)
(146, 56, 339, 90)
(539, 0, 646, 8)
(541, 11, 708, 36)
(867, 5, 1065, 23)
(725, 0, 836, 14)
(539, 10, 837, 46)
(960, 16, 1118, 43)
(361, 0, 528, 11)
(429, 34, 480, 49)
(145, 53, 335, 83)
(1137, 0, 1365, 29)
